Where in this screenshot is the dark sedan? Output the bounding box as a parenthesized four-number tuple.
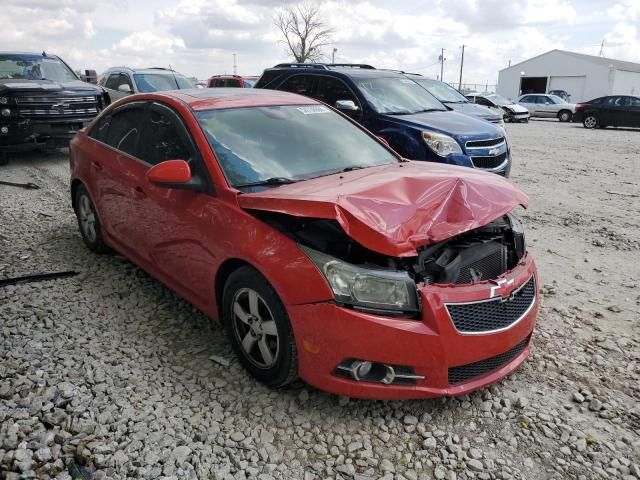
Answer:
(573, 95, 640, 129)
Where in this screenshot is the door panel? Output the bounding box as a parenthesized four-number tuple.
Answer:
(135, 103, 217, 304)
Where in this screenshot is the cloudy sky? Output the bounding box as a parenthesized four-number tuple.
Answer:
(2, 0, 639, 85)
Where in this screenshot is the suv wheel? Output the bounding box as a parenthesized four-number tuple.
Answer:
(583, 115, 598, 129)
(223, 266, 298, 388)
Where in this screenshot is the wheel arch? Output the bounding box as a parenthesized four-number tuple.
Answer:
(70, 178, 83, 211)
(214, 258, 254, 324)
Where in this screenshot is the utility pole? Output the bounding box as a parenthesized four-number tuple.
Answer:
(458, 45, 465, 90)
(598, 40, 605, 57)
(332, 48, 337, 64)
(508, 59, 511, 67)
(233, 53, 237, 75)
(439, 48, 445, 82)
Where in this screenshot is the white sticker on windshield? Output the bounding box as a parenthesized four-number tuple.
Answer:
(400, 79, 414, 84)
(41, 58, 59, 63)
(296, 105, 330, 114)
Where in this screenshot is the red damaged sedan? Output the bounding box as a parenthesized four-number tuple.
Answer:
(70, 88, 539, 399)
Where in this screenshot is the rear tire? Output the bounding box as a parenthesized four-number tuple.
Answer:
(558, 110, 572, 122)
(74, 184, 109, 253)
(223, 266, 298, 388)
(583, 115, 598, 129)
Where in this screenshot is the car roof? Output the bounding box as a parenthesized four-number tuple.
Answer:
(266, 64, 407, 79)
(152, 87, 319, 110)
(104, 67, 183, 75)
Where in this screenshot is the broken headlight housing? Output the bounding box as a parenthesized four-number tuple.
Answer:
(507, 211, 526, 260)
(422, 131, 462, 157)
(300, 245, 420, 316)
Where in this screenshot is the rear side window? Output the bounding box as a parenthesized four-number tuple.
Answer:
(223, 79, 242, 87)
(279, 75, 315, 96)
(89, 115, 111, 143)
(630, 97, 640, 107)
(104, 108, 145, 156)
(520, 95, 534, 103)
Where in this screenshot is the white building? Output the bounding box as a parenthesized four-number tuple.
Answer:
(497, 49, 640, 102)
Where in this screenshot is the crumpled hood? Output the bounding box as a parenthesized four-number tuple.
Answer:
(447, 102, 503, 121)
(504, 103, 529, 113)
(0, 79, 102, 95)
(238, 162, 528, 257)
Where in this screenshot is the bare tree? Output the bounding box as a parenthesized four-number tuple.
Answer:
(275, 4, 333, 63)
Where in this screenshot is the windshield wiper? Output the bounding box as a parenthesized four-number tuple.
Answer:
(235, 177, 297, 188)
(340, 166, 365, 172)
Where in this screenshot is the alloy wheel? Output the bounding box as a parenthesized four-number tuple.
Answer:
(584, 115, 597, 128)
(231, 288, 280, 369)
(78, 193, 97, 243)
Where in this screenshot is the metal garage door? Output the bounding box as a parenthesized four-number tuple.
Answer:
(548, 76, 586, 102)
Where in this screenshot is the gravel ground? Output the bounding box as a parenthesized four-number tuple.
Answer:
(0, 120, 639, 480)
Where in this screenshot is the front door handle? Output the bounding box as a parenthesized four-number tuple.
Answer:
(133, 186, 146, 199)
(90, 161, 102, 171)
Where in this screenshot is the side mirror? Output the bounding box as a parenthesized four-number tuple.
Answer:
(117, 84, 132, 93)
(147, 160, 192, 187)
(84, 69, 98, 84)
(335, 100, 359, 111)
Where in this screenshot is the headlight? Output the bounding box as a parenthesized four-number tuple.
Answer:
(300, 245, 420, 315)
(0, 97, 8, 104)
(1, 108, 11, 117)
(422, 131, 462, 156)
(507, 212, 526, 260)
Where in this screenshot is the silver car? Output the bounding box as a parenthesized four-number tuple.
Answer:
(517, 94, 576, 122)
(98, 67, 194, 102)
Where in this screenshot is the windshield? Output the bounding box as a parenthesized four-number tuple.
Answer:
(243, 79, 256, 88)
(485, 94, 512, 106)
(133, 73, 194, 92)
(196, 104, 398, 188)
(353, 77, 447, 114)
(0, 54, 77, 82)
(412, 78, 467, 103)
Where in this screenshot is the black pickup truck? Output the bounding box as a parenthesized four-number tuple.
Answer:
(0, 52, 108, 165)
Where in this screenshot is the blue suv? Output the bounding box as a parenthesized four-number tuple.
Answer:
(255, 64, 511, 176)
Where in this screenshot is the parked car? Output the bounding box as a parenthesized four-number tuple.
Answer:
(516, 94, 576, 122)
(99, 67, 193, 102)
(207, 75, 258, 88)
(0, 51, 108, 165)
(548, 89, 571, 102)
(70, 88, 539, 399)
(466, 93, 530, 123)
(256, 64, 512, 176)
(408, 76, 504, 126)
(572, 95, 640, 129)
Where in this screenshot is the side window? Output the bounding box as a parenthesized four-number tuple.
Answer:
(104, 107, 145, 156)
(213, 79, 224, 87)
(476, 97, 491, 106)
(520, 95, 533, 103)
(105, 73, 120, 90)
(118, 74, 134, 91)
(315, 77, 359, 109)
(606, 96, 625, 106)
(279, 75, 315, 96)
(140, 105, 195, 166)
(88, 115, 111, 143)
(224, 79, 241, 87)
(630, 97, 640, 107)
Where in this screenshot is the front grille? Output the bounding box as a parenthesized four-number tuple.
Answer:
(15, 95, 98, 118)
(465, 137, 505, 148)
(446, 276, 536, 333)
(471, 152, 507, 169)
(448, 336, 529, 385)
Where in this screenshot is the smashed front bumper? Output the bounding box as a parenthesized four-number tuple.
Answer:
(288, 255, 539, 399)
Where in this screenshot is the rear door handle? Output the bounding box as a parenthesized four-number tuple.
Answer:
(133, 186, 146, 199)
(90, 161, 102, 171)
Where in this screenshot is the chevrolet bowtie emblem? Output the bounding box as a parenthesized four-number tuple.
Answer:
(489, 278, 515, 299)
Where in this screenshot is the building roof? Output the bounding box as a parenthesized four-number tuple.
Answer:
(500, 49, 640, 74)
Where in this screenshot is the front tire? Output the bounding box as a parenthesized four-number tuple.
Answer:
(583, 115, 598, 129)
(223, 266, 298, 388)
(74, 184, 109, 253)
(558, 110, 572, 122)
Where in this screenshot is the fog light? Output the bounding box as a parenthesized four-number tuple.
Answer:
(334, 358, 425, 385)
(0, 97, 7, 104)
(0, 126, 8, 134)
(1, 108, 10, 117)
